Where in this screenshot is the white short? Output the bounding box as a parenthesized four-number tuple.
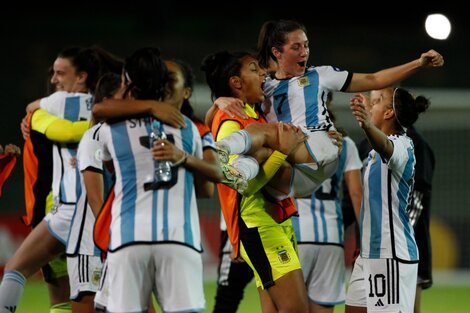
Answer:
(105, 244, 206, 313)
(44, 203, 75, 244)
(346, 256, 418, 312)
(294, 129, 339, 197)
(67, 254, 103, 300)
(299, 244, 345, 305)
(266, 130, 339, 199)
(94, 259, 108, 311)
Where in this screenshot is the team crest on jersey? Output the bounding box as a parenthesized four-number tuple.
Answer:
(94, 148, 103, 162)
(297, 76, 310, 87)
(86, 97, 94, 110)
(92, 268, 102, 286)
(370, 153, 377, 164)
(277, 249, 290, 264)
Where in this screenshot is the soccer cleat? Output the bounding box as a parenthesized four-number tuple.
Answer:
(215, 142, 231, 164)
(220, 163, 248, 194)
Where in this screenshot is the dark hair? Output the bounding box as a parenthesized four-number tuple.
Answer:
(48, 46, 82, 94)
(93, 73, 122, 104)
(393, 87, 430, 128)
(123, 47, 170, 101)
(201, 50, 252, 101)
(257, 19, 306, 69)
(57, 46, 82, 61)
(56, 46, 123, 94)
(167, 59, 195, 118)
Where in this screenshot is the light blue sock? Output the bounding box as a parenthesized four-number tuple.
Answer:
(0, 270, 26, 313)
(219, 130, 252, 155)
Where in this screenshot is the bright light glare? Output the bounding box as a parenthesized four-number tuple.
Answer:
(425, 14, 451, 40)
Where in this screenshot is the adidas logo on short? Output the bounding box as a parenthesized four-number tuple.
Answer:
(375, 299, 384, 307)
(3, 305, 16, 313)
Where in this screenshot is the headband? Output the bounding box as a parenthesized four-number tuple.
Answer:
(124, 71, 132, 84)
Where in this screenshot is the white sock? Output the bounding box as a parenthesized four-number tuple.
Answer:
(218, 130, 252, 155)
(0, 270, 26, 313)
(232, 155, 259, 180)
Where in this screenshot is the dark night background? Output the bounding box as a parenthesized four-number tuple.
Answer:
(0, 4, 467, 144)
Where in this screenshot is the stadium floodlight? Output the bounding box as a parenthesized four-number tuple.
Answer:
(425, 13, 451, 40)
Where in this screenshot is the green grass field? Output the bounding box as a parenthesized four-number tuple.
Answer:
(17, 280, 470, 313)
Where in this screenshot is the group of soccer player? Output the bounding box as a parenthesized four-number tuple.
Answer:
(0, 18, 442, 313)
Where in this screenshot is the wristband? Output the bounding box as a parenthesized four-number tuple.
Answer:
(172, 151, 188, 167)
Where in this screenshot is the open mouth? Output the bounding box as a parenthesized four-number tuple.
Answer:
(297, 61, 306, 67)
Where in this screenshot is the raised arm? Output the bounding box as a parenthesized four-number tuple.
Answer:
(347, 49, 444, 92)
(350, 94, 394, 160)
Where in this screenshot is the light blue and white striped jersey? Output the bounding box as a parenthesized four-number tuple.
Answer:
(99, 116, 203, 252)
(40, 91, 93, 204)
(201, 130, 215, 149)
(360, 134, 418, 262)
(262, 66, 351, 128)
(293, 137, 362, 245)
(66, 123, 103, 257)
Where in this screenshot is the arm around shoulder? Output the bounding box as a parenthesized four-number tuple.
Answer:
(92, 99, 185, 128)
(31, 109, 89, 143)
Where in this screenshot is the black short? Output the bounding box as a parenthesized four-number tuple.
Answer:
(415, 211, 432, 289)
